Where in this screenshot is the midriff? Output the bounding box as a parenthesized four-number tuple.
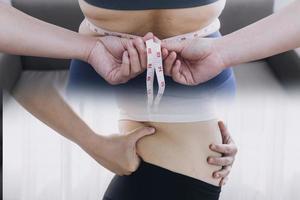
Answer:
(77, 0, 225, 186)
(119, 120, 223, 186)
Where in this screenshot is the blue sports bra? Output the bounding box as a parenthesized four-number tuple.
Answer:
(83, 0, 219, 10)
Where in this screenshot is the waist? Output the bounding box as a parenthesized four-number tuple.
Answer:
(79, 0, 226, 38)
(118, 119, 223, 186)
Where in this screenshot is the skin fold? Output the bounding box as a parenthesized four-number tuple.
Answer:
(119, 120, 224, 186)
(78, 0, 226, 38)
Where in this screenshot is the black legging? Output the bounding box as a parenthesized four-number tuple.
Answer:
(103, 161, 221, 200)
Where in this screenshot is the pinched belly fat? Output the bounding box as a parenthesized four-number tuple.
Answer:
(118, 119, 223, 186)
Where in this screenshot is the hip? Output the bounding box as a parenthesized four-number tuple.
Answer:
(118, 119, 223, 186)
(103, 160, 221, 200)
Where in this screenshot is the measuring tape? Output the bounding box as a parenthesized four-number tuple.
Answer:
(145, 39, 165, 110)
(85, 18, 221, 111)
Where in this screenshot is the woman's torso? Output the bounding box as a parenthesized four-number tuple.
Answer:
(77, 0, 228, 186)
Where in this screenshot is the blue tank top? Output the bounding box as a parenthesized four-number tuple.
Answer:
(83, 0, 219, 10)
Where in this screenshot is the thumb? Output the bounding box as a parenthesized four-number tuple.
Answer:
(121, 50, 130, 77)
(143, 32, 161, 44)
(129, 126, 156, 143)
(161, 40, 188, 53)
(218, 121, 231, 143)
(143, 32, 155, 41)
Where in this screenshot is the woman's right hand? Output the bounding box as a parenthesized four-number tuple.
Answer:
(80, 126, 155, 175)
(161, 38, 226, 86)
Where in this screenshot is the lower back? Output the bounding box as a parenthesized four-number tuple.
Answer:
(78, 0, 226, 39)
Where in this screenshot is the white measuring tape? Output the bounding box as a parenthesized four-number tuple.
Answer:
(85, 18, 221, 110)
(146, 39, 165, 110)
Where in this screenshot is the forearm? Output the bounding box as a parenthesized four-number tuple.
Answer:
(0, 3, 96, 61)
(12, 84, 99, 147)
(216, 0, 300, 67)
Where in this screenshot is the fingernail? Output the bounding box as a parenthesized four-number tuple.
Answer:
(214, 174, 219, 178)
(210, 144, 215, 149)
(148, 127, 155, 133)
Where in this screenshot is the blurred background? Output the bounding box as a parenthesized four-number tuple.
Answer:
(1, 0, 300, 199)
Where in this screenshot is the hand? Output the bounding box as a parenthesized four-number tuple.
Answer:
(132, 32, 167, 67)
(161, 38, 226, 85)
(81, 126, 155, 175)
(207, 121, 238, 186)
(86, 36, 147, 85)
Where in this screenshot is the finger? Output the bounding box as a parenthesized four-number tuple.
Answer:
(125, 155, 141, 173)
(161, 40, 188, 53)
(121, 51, 130, 80)
(164, 51, 177, 76)
(207, 156, 234, 166)
(127, 43, 142, 76)
(171, 60, 186, 85)
(143, 32, 154, 41)
(218, 121, 231, 143)
(133, 37, 147, 69)
(213, 165, 231, 179)
(162, 48, 169, 59)
(209, 143, 238, 155)
(219, 176, 229, 186)
(130, 126, 156, 142)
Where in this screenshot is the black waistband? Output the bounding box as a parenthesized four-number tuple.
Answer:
(137, 161, 222, 195)
(84, 0, 219, 10)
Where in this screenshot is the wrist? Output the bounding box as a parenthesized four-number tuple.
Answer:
(77, 129, 108, 156)
(75, 128, 97, 149)
(212, 35, 234, 69)
(77, 35, 99, 62)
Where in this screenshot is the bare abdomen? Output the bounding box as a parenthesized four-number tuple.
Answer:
(119, 119, 223, 186)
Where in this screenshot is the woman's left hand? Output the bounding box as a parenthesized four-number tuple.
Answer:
(207, 121, 238, 186)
